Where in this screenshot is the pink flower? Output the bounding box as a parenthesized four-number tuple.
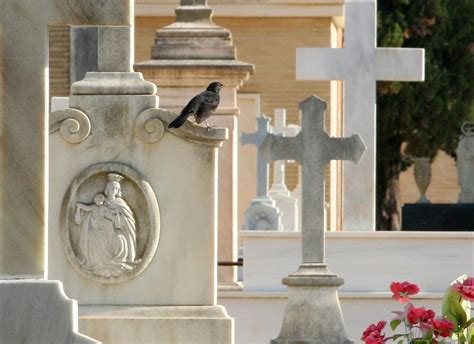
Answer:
(406, 306, 435, 325)
(361, 321, 386, 344)
(452, 277, 474, 302)
(390, 281, 420, 302)
(432, 318, 455, 338)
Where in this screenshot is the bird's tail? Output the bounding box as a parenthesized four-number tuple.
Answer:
(168, 114, 189, 129)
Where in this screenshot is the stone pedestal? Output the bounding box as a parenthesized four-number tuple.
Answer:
(135, 0, 253, 290)
(271, 265, 353, 344)
(49, 69, 232, 343)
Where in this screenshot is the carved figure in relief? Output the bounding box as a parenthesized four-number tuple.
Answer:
(75, 174, 139, 277)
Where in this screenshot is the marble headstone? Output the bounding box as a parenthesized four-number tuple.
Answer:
(296, 0, 424, 231)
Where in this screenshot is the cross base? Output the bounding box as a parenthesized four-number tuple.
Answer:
(271, 264, 353, 344)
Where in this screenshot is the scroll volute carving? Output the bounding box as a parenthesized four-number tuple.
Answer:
(50, 108, 91, 144)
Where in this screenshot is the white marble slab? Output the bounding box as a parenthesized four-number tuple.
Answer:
(242, 231, 473, 292)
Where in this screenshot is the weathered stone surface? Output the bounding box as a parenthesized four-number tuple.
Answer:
(457, 122, 474, 203)
(0, 0, 131, 276)
(263, 96, 365, 343)
(70, 26, 132, 83)
(0, 280, 98, 344)
(296, 0, 424, 231)
(150, 0, 235, 60)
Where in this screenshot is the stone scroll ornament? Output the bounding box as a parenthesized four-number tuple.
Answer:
(61, 163, 160, 284)
(50, 108, 92, 144)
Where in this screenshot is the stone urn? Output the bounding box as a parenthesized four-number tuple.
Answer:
(413, 157, 431, 203)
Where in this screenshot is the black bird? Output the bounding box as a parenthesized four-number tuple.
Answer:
(168, 82, 224, 129)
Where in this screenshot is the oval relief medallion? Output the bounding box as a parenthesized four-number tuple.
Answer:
(61, 162, 160, 284)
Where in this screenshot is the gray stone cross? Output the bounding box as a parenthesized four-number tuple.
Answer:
(268, 96, 365, 343)
(262, 96, 366, 263)
(241, 116, 272, 198)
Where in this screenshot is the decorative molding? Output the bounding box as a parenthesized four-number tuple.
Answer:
(135, 108, 166, 144)
(50, 108, 91, 144)
(60, 162, 160, 284)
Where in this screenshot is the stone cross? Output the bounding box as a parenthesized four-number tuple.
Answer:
(262, 96, 366, 262)
(296, 0, 424, 231)
(0, 0, 131, 276)
(267, 96, 365, 343)
(241, 116, 272, 198)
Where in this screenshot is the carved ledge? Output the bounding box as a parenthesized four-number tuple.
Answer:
(135, 108, 228, 147)
(71, 72, 157, 95)
(50, 108, 91, 144)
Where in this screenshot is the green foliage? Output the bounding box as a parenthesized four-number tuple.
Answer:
(376, 0, 474, 230)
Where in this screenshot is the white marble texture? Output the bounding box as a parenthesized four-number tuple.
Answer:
(0, 0, 131, 276)
(79, 305, 233, 344)
(296, 1, 425, 231)
(241, 231, 474, 292)
(0, 280, 98, 343)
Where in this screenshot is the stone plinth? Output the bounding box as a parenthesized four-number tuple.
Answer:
(135, 0, 254, 291)
(80, 305, 233, 344)
(0, 0, 131, 277)
(0, 280, 98, 343)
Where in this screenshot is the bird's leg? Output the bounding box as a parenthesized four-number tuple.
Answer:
(205, 120, 217, 131)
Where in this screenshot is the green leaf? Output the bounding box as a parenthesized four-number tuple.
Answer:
(442, 287, 468, 329)
(391, 319, 403, 331)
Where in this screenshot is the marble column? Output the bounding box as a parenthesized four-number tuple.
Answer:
(135, 0, 254, 290)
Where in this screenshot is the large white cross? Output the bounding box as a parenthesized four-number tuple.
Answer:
(296, 0, 425, 231)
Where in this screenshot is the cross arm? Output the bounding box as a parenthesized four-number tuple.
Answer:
(296, 48, 349, 80)
(261, 133, 303, 163)
(375, 48, 425, 81)
(325, 134, 366, 163)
